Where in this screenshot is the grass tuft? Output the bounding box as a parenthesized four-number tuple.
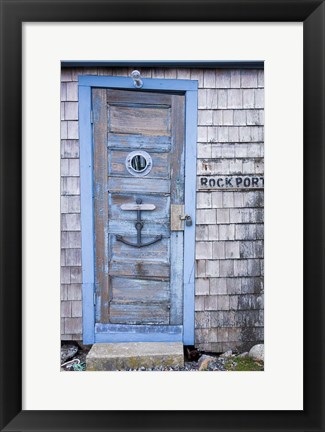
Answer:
(224, 357, 264, 371)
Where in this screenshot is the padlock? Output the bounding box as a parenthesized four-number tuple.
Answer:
(185, 215, 192, 227)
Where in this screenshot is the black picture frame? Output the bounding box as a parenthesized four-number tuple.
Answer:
(0, 1, 324, 431)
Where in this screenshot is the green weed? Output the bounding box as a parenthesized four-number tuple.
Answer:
(224, 357, 263, 371)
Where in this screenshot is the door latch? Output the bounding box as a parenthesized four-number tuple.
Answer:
(180, 214, 193, 227)
(171, 205, 192, 230)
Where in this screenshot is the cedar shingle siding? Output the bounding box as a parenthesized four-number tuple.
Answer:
(61, 67, 264, 351)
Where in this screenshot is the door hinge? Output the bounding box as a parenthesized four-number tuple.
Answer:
(90, 110, 94, 124)
(93, 292, 96, 306)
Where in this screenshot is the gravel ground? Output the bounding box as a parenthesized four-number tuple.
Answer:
(61, 344, 89, 371)
(61, 347, 226, 372)
(124, 357, 226, 372)
(61, 344, 263, 372)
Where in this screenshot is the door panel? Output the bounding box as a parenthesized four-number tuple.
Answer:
(111, 236, 170, 262)
(109, 303, 170, 325)
(93, 87, 185, 330)
(109, 104, 171, 136)
(107, 177, 170, 194)
(111, 277, 170, 302)
(109, 194, 170, 221)
(108, 220, 170, 237)
(107, 134, 172, 152)
(106, 88, 172, 105)
(109, 261, 170, 280)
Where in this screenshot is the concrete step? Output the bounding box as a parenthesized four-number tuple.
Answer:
(86, 342, 184, 371)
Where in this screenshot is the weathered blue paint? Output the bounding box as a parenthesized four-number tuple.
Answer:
(79, 84, 95, 344)
(95, 333, 182, 343)
(79, 75, 197, 91)
(79, 76, 198, 345)
(183, 88, 198, 345)
(95, 324, 182, 343)
(108, 134, 172, 152)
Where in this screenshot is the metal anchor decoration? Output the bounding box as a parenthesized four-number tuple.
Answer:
(116, 198, 162, 248)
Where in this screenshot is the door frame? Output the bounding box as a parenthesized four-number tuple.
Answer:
(78, 75, 198, 344)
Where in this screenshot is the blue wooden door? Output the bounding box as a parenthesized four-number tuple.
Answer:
(92, 88, 187, 341)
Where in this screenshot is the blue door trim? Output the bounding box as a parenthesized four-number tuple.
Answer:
(79, 75, 198, 91)
(95, 324, 183, 343)
(183, 89, 198, 345)
(79, 85, 95, 344)
(79, 75, 198, 345)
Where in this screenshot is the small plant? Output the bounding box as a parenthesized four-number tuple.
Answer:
(224, 357, 263, 371)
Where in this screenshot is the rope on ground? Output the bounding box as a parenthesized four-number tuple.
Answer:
(72, 362, 86, 371)
(61, 358, 86, 371)
(61, 358, 80, 368)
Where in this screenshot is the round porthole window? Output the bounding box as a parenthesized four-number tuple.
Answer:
(126, 151, 152, 177)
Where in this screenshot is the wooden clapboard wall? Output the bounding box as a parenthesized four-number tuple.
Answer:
(61, 66, 264, 353)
